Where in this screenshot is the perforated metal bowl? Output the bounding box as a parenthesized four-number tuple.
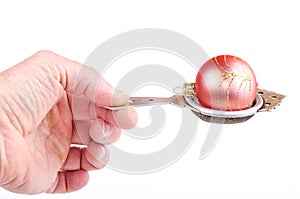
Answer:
(184, 94, 264, 124)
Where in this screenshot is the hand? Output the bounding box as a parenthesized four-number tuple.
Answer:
(0, 51, 138, 194)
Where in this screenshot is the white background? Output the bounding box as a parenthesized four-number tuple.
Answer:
(0, 0, 299, 198)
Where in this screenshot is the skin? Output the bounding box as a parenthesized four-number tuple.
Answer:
(0, 50, 138, 194)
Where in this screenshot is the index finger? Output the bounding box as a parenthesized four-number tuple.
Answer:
(71, 66, 130, 107)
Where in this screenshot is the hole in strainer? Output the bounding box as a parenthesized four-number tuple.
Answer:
(270, 95, 277, 100)
(265, 102, 271, 106)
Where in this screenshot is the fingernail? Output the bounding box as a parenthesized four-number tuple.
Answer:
(98, 145, 107, 159)
(129, 108, 138, 125)
(113, 90, 129, 105)
(103, 123, 113, 138)
(87, 142, 107, 161)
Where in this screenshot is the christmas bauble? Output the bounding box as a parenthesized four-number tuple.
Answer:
(195, 55, 258, 111)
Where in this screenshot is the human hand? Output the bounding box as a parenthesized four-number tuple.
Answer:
(0, 51, 138, 194)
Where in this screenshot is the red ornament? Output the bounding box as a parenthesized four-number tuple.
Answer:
(195, 55, 258, 111)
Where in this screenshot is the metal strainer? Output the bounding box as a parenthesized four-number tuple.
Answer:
(104, 83, 285, 124)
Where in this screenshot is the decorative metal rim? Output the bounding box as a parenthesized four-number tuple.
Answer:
(184, 94, 264, 118)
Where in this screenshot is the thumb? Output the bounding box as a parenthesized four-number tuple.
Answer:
(66, 63, 129, 107)
(33, 50, 129, 107)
